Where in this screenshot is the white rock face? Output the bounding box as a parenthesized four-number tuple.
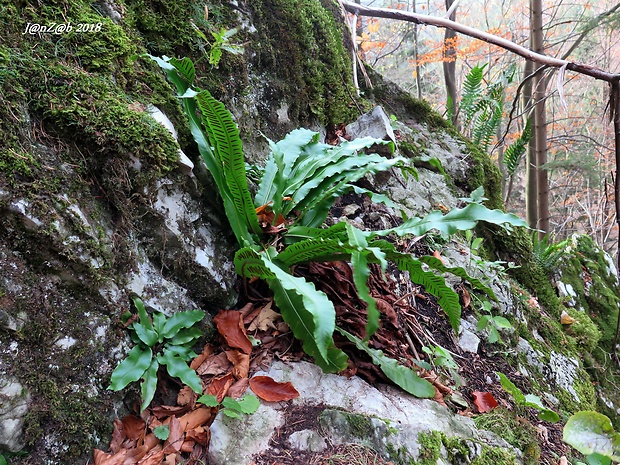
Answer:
(208, 361, 520, 465)
(346, 106, 396, 143)
(147, 105, 195, 175)
(0, 377, 30, 452)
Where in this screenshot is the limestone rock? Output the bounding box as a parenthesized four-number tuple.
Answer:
(208, 361, 520, 465)
(0, 377, 30, 452)
(345, 106, 396, 144)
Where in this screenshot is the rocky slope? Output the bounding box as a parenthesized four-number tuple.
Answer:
(0, 0, 618, 464)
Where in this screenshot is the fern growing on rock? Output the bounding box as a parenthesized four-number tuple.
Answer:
(151, 55, 528, 398)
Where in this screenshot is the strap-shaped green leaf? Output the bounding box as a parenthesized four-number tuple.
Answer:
(380, 202, 527, 238)
(337, 327, 435, 398)
(147, 55, 253, 246)
(163, 343, 198, 362)
(285, 222, 348, 243)
(234, 247, 275, 278)
(418, 255, 496, 299)
(160, 310, 205, 340)
(264, 261, 348, 373)
(276, 236, 352, 266)
(346, 224, 382, 340)
(294, 156, 404, 226)
(158, 349, 203, 393)
(383, 248, 462, 332)
(195, 90, 261, 236)
(108, 345, 152, 391)
(168, 326, 203, 346)
(133, 297, 153, 331)
(255, 129, 318, 208)
(140, 358, 159, 412)
(133, 322, 158, 347)
(169, 56, 195, 85)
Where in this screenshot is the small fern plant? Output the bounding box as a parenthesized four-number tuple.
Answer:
(150, 55, 527, 399)
(108, 296, 204, 412)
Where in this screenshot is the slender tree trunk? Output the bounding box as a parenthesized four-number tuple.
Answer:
(531, 0, 549, 237)
(523, 60, 537, 228)
(443, 0, 458, 127)
(412, 0, 422, 100)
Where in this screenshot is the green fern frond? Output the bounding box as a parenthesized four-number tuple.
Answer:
(234, 247, 275, 279)
(504, 117, 532, 175)
(461, 64, 486, 126)
(418, 255, 496, 298)
(169, 57, 196, 85)
(394, 254, 462, 332)
(195, 90, 261, 236)
(276, 237, 352, 266)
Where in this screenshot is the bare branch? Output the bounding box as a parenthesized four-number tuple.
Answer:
(341, 0, 620, 83)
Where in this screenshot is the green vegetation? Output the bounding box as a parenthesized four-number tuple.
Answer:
(153, 55, 528, 399)
(563, 411, 620, 465)
(108, 297, 205, 412)
(474, 408, 541, 465)
(477, 300, 513, 344)
(415, 431, 518, 465)
(197, 393, 260, 418)
(497, 372, 560, 422)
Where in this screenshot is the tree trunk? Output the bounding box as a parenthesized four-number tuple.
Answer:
(523, 64, 537, 227)
(443, 0, 458, 127)
(531, 0, 549, 236)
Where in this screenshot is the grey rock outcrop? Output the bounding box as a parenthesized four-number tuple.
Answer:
(208, 361, 521, 465)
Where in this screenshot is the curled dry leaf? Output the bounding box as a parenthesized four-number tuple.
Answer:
(110, 418, 125, 454)
(137, 447, 164, 465)
(121, 415, 146, 442)
(186, 426, 210, 446)
(227, 377, 250, 399)
(163, 416, 183, 453)
(177, 385, 197, 407)
(249, 375, 300, 402)
(226, 350, 250, 379)
(190, 344, 213, 371)
(472, 391, 498, 413)
(208, 373, 235, 402)
(196, 352, 231, 376)
(213, 310, 253, 354)
(247, 302, 281, 332)
(178, 406, 212, 432)
(560, 310, 576, 325)
(459, 286, 471, 309)
(93, 448, 127, 465)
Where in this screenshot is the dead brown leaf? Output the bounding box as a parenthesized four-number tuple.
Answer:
(138, 446, 164, 465)
(472, 391, 498, 413)
(151, 405, 191, 420)
(177, 386, 197, 407)
(110, 419, 126, 454)
(250, 375, 299, 402)
(122, 415, 146, 442)
(178, 406, 212, 432)
(189, 344, 213, 371)
(207, 373, 235, 402)
(247, 302, 281, 332)
(226, 350, 250, 379)
(227, 377, 250, 399)
(186, 426, 210, 446)
(459, 286, 471, 309)
(93, 448, 128, 465)
(213, 310, 253, 354)
(163, 416, 183, 453)
(196, 352, 231, 376)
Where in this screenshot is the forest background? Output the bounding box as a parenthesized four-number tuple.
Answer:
(353, 0, 620, 256)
